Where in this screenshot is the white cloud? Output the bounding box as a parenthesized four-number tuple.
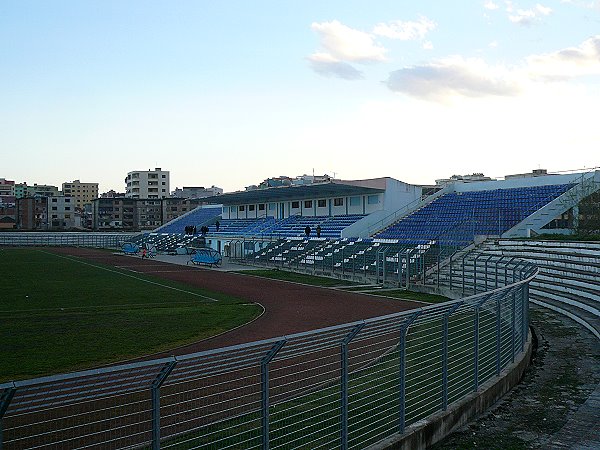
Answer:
(484, 1, 500, 10)
(385, 56, 522, 101)
(373, 16, 436, 41)
(508, 3, 553, 26)
(310, 20, 386, 63)
(526, 35, 600, 80)
(423, 41, 434, 50)
(385, 35, 600, 102)
(307, 53, 364, 80)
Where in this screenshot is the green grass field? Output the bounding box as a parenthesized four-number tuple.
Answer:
(0, 248, 262, 382)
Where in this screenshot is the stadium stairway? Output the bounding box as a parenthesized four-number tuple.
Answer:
(429, 239, 600, 339)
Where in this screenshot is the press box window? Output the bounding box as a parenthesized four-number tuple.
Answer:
(291, 201, 300, 209)
(317, 199, 326, 208)
(304, 200, 312, 208)
(334, 198, 344, 207)
(368, 195, 380, 205)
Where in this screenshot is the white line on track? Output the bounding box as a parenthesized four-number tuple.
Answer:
(39, 250, 219, 302)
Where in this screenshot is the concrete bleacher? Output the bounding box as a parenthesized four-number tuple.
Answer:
(375, 184, 574, 245)
(480, 239, 600, 339)
(430, 239, 600, 339)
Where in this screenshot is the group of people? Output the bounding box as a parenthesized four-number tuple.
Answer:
(184, 225, 197, 235)
(304, 224, 322, 238)
(185, 221, 220, 236)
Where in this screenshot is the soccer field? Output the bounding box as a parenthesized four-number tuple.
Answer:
(0, 248, 261, 382)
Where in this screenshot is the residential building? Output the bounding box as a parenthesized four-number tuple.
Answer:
(125, 168, 170, 199)
(14, 183, 59, 198)
(93, 197, 136, 230)
(62, 180, 99, 209)
(0, 178, 15, 198)
(100, 190, 125, 198)
(171, 186, 223, 199)
(435, 173, 494, 186)
(0, 204, 16, 229)
(162, 198, 208, 223)
(92, 197, 208, 231)
(47, 196, 78, 229)
(16, 197, 49, 230)
(15, 196, 80, 230)
(136, 199, 163, 229)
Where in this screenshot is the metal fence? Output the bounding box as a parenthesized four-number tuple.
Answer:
(0, 256, 536, 449)
(0, 232, 139, 249)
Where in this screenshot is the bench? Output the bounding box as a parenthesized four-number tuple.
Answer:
(187, 248, 222, 267)
(121, 242, 140, 255)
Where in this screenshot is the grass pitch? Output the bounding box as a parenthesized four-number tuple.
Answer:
(0, 248, 262, 382)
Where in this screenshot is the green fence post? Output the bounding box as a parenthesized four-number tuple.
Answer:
(151, 360, 177, 450)
(340, 323, 365, 450)
(261, 340, 286, 450)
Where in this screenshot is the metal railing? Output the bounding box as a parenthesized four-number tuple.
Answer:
(0, 232, 139, 249)
(0, 256, 536, 449)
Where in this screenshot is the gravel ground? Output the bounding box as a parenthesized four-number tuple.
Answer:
(431, 306, 600, 450)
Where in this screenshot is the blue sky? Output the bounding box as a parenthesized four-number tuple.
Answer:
(1, 1, 599, 193)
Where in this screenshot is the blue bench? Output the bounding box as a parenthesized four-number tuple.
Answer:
(121, 242, 140, 255)
(187, 248, 222, 267)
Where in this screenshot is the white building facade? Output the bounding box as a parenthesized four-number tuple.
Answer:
(125, 168, 170, 199)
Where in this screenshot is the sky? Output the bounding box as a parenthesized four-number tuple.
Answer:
(1, 1, 599, 193)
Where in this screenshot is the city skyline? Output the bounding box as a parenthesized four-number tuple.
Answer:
(2, 1, 599, 193)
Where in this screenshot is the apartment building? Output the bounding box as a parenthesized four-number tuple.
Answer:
(125, 168, 170, 199)
(171, 186, 223, 199)
(62, 180, 99, 209)
(136, 199, 163, 229)
(14, 183, 59, 198)
(48, 196, 78, 229)
(93, 197, 136, 230)
(15, 196, 79, 230)
(0, 178, 15, 197)
(92, 197, 208, 231)
(16, 197, 49, 230)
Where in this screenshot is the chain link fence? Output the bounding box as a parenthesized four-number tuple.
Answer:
(0, 256, 536, 449)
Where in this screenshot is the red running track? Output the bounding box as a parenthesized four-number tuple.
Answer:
(48, 247, 422, 356)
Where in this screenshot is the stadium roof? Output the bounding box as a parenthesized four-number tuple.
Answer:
(202, 181, 385, 205)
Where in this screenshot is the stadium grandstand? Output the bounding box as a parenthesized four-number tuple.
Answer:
(119, 169, 600, 314)
(141, 169, 598, 263)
